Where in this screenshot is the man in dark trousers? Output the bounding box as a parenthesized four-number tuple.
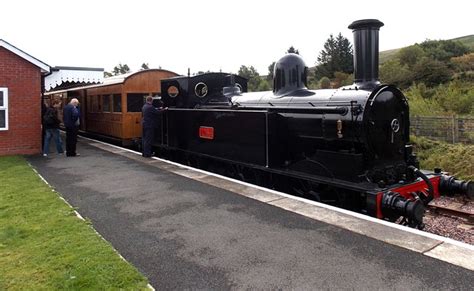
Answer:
(42, 100, 64, 156)
(142, 96, 165, 157)
(63, 98, 80, 157)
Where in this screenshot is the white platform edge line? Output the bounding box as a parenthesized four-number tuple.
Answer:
(79, 136, 474, 252)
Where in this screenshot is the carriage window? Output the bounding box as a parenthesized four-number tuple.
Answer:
(103, 95, 111, 112)
(0, 88, 7, 130)
(113, 94, 122, 112)
(127, 93, 146, 112)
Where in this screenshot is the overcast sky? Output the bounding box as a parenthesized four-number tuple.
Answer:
(1, 0, 472, 76)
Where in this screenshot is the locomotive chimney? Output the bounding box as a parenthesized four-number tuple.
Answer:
(348, 19, 384, 88)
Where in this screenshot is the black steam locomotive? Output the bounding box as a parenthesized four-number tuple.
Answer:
(152, 19, 473, 228)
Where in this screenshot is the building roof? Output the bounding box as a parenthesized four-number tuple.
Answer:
(0, 39, 50, 74)
(45, 66, 104, 91)
(45, 69, 180, 94)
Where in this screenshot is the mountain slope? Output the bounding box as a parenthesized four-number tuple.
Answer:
(379, 35, 474, 64)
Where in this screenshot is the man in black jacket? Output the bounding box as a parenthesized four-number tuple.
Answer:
(42, 101, 64, 157)
(63, 98, 80, 157)
(142, 96, 165, 157)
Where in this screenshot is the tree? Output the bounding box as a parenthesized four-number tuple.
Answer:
(141, 63, 150, 70)
(195, 70, 211, 75)
(412, 57, 452, 87)
(238, 65, 263, 92)
(107, 63, 130, 76)
(380, 59, 413, 88)
(315, 33, 353, 79)
(419, 39, 471, 62)
(257, 79, 271, 91)
(398, 45, 425, 68)
(267, 62, 276, 81)
(287, 46, 299, 55)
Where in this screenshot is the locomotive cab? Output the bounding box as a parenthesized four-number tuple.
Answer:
(161, 73, 248, 109)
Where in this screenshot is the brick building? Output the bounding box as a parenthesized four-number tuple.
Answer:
(0, 39, 50, 156)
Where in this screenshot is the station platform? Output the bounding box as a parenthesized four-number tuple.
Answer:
(28, 137, 474, 289)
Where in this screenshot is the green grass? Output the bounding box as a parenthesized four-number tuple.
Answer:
(0, 156, 149, 290)
(411, 136, 474, 181)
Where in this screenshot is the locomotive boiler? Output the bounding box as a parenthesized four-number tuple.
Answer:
(156, 19, 473, 228)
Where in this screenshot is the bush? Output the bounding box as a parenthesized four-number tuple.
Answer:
(419, 39, 471, 62)
(333, 71, 353, 88)
(256, 79, 271, 91)
(405, 83, 445, 116)
(433, 80, 474, 115)
(411, 136, 474, 180)
(412, 57, 452, 87)
(451, 53, 474, 72)
(319, 77, 331, 89)
(405, 81, 474, 116)
(398, 45, 425, 68)
(380, 59, 413, 88)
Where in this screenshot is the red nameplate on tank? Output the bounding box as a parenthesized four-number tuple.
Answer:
(199, 126, 214, 140)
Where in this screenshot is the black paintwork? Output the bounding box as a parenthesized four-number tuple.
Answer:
(148, 19, 465, 224)
(348, 19, 384, 89)
(151, 19, 414, 218)
(166, 109, 268, 166)
(161, 73, 247, 109)
(272, 53, 308, 97)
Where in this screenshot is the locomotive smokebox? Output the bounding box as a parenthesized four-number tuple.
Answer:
(348, 19, 384, 88)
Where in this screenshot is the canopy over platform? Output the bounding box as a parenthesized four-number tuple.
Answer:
(45, 66, 104, 91)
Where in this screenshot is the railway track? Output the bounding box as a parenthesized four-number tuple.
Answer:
(428, 203, 474, 224)
(424, 198, 474, 245)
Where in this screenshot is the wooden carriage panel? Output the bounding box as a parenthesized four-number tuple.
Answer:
(124, 70, 178, 94)
(122, 113, 142, 139)
(86, 112, 123, 138)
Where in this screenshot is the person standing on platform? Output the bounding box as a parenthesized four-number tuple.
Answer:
(142, 96, 165, 157)
(42, 101, 64, 156)
(63, 98, 81, 157)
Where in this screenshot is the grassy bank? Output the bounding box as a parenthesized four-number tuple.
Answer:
(411, 136, 474, 180)
(0, 156, 149, 290)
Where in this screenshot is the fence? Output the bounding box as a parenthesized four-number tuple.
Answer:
(411, 115, 474, 144)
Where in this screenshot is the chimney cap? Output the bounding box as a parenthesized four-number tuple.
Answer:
(348, 19, 384, 30)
